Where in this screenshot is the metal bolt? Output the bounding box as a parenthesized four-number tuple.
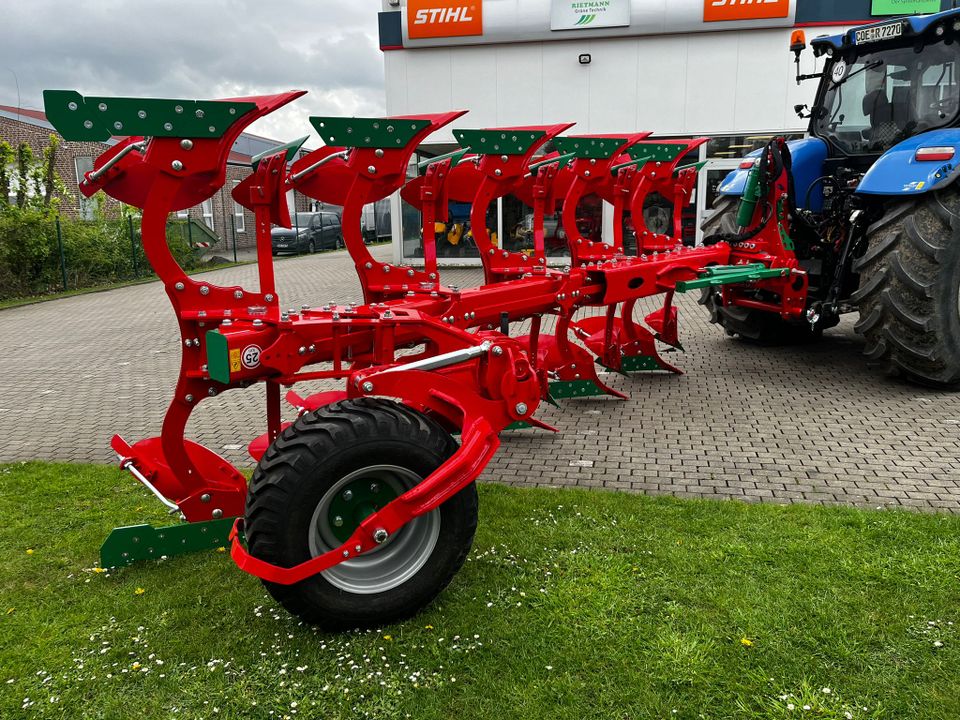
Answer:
(584, 170, 591, 177)
(233, 290, 243, 299)
(199, 285, 210, 296)
(201, 493, 211, 503)
(174, 282, 185, 291)
(180, 139, 193, 150)
(333, 515, 344, 527)
(500, 155, 508, 162)
(361, 381, 374, 393)
(208, 387, 217, 396)
(298, 346, 306, 355)
(492, 346, 503, 356)
(515, 402, 528, 415)
(407, 269, 415, 277)
(212, 509, 223, 519)
(494, 169, 502, 176)
(365, 262, 373, 269)
(375, 149, 384, 157)
(264, 294, 274, 302)
(367, 165, 377, 174)
(171, 160, 184, 171)
(369, 483, 380, 494)
(308, 345, 316, 352)
(252, 319, 263, 327)
(184, 394, 194, 403)
(354, 544, 362, 552)
(373, 528, 389, 544)
(342, 550, 350, 558)
(343, 489, 354, 501)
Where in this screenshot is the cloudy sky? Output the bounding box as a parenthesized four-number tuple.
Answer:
(0, 0, 386, 144)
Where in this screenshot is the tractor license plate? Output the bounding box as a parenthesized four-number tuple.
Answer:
(855, 22, 903, 45)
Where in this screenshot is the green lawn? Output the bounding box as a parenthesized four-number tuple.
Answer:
(1, 462, 958, 719)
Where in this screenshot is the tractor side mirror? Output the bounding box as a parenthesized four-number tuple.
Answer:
(795, 104, 812, 119)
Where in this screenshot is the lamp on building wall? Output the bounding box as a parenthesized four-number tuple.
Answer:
(578, 53, 591, 65)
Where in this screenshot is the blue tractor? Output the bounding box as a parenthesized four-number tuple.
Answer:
(702, 8, 960, 388)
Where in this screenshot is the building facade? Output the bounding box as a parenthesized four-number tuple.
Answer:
(378, 0, 947, 265)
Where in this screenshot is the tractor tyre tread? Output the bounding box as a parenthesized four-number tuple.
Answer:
(852, 191, 960, 388)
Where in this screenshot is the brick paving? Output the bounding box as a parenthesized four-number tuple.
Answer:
(2, 245, 959, 511)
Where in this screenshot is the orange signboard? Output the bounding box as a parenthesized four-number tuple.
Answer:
(703, 0, 790, 23)
(408, 0, 483, 39)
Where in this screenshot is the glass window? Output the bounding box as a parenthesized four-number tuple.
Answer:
(201, 198, 214, 229)
(74, 157, 95, 220)
(816, 42, 960, 154)
(232, 180, 245, 233)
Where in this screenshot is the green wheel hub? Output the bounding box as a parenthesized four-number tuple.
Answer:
(308, 464, 441, 595)
(326, 476, 401, 544)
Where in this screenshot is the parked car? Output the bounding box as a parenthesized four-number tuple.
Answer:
(271, 212, 342, 255)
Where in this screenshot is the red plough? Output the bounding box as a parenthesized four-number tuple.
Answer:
(45, 88, 801, 628)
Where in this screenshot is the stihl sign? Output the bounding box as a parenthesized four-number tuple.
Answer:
(408, 0, 483, 39)
(703, 0, 789, 22)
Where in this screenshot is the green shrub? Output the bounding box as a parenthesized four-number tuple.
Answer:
(0, 203, 206, 301)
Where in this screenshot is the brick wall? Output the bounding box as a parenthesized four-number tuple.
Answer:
(0, 114, 314, 253)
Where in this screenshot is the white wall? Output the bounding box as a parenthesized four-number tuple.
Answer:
(384, 26, 843, 141)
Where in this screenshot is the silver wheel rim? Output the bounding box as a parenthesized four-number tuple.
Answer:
(308, 465, 440, 595)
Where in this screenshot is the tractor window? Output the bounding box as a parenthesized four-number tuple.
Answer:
(815, 42, 960, 155)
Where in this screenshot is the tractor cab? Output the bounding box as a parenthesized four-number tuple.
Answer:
(805, 10, 960, 164)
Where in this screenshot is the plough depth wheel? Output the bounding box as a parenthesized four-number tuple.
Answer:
(245, 398, 478, 629)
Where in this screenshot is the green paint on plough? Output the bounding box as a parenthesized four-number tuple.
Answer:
(618, 355, 661, 372)
(675, 263, 790, 292)
(100, 517, 237, 569)
(549, 380, 608, 399)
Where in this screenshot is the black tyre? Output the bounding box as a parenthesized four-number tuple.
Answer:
(642, 192, 673, 236)
(852, 190, 960, 388)
(698, 197, 820, 344)
(245, 398, 478, 629)
(308, 239, 316, 254)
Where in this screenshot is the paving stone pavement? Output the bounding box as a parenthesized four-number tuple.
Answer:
(2, 244, 959, 511)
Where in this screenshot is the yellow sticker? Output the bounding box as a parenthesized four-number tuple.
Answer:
(916, 182, 925, 190)
(229, 348, 241, 373)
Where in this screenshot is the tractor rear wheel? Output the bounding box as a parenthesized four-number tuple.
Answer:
(852, 190, 960, 388)
(698, 196, 820, 344)
(244, 398, 478, 629)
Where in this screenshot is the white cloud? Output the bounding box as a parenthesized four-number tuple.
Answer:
(0, 0, 386, 144)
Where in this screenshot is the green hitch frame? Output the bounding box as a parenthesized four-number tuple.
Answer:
(675, 263, 791, 293)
